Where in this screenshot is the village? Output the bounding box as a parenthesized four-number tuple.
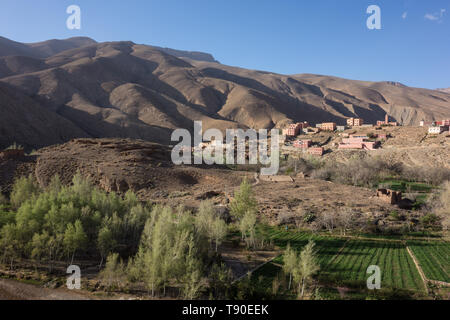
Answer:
(280, 114, 450, 157)
(187, 113, 450, 162)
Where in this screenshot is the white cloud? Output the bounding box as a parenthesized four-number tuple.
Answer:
(402, 12, 407, 19)
(425, 13, 439, 21)
(425, 8, 446, 22)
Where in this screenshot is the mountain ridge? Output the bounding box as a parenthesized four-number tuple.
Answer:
(0, 36, 449, 150)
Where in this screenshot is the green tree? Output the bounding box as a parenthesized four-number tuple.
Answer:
(99, 252, 126, 291)
(283, 243, 298, 290)
(294, 240, 320, 298)
(10, 175, 40, 209)
(64, 220, 88, 264)
(239, 211, 256, 248)
(31, 231, 50, 266)
(230, 179, 257, 220)
(195, 201, 228, 251)
(211, 218, 227, 252)
(97, 226, 116, 268)
(0, 224, 21, 269)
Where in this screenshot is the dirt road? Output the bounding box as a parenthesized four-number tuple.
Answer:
(0, 279, 91, 300)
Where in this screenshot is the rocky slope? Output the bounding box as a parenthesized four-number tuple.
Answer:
(1, 36, 449, 149)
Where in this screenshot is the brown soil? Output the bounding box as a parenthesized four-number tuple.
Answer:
(0, 279, 91, 300)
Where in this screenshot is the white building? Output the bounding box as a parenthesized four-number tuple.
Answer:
(428, 126, 448, 134)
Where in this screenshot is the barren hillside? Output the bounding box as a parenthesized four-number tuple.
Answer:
(1, 36, 449, 149)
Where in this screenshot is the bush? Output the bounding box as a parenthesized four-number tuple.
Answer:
(303, 212, 316, 224)
(390, 211, 400, 221)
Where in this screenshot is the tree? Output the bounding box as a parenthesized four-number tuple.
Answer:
(337, 208, 355, 236)
(99, 252, 126, 291)
(294, 240, 320, 298)
(230, 179, 257, 220)
(31, 231, 50, 267)
(182, 235, 205, 300)
(209, 263, 233, 299)
(283, 243, 298, 290)
(318, 211, 336, 233)
(0, 223, 21, 269)
(431, 181, 450, 231)
(195, 201, 227, 252)
(47, 234, 64, 272)
(97, 226, 116, 268)
(64, 220, 88, 264)
(10, 175, 40, 209)
(195, 200, 215, 242)
(239, 211, 256, 248)
(211, 218, 227, 252)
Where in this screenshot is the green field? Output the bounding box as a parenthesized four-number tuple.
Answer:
(324, 240, 424, 291)
(248, 226, 429, 298)
(408, 241, 450, 283)
(378, 179, 434, 193)
(256, 225, 346, 267)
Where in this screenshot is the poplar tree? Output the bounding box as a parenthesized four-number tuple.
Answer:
(63, 220, 88, 264)
(283, 243, 297, 290)
(230, 179, 257, 220)
(294, 240, 320, 298)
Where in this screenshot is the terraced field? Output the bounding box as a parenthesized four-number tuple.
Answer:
(250, 226, 427, 297)
(408, 241, 450, 283)
(326, 240, 424, 291)
(256, 225, 346, 267)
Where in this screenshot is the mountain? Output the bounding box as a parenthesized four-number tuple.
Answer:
(149, 45, 219, 63)
(0, 36, 449, 149)
(437, 88, 450, 94)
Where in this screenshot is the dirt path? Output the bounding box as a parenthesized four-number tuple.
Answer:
(405, 246, 429, 294)
(0, 279, 92, 300)
(232, 255, 280, 284)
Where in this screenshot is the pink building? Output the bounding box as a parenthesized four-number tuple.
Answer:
(339, 137, 378, 150)
(283, 122, 309, 137)
(347, 118, 364, 127)
(293, 139, 312, 149)
(377, 114, 398, 127)
(321, 122, 337, 131)
(308, 147, 324, 156)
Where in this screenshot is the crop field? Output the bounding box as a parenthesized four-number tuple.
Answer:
(378, 179, 434, 193)
(256, 225, 346, 267)
(250, 226, 426, 297)
(407, 241, 450, 283)
(325, 240, 424, 291)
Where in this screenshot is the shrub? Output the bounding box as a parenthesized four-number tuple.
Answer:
(390, 210, 400, 221)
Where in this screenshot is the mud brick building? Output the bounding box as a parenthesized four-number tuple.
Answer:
(376, 189, 402, 205)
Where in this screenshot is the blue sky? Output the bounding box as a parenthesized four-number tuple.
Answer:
(0, 0, 449, 89)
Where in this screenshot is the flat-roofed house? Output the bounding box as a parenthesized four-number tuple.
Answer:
(321, 122, 336, 131)
(347, 118, 364, 127)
